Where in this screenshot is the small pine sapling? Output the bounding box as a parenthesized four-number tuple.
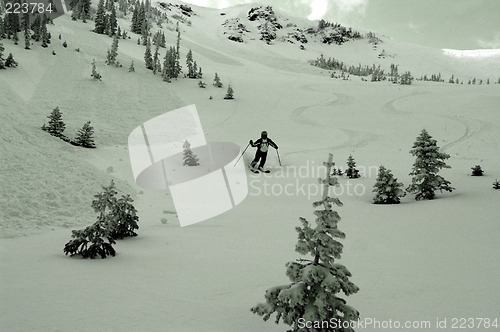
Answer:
(129, 60, 135, 72)
(213, 72, 223, 87)
(224, 85, 234, 99)
(42, 106, 67, 140)
(182, 140, 200, 166)
(373, 165, 405, 204)
(493, 180, 500, 190)
(63, 182, 119, 259)
(72, 121, 96, 148)
(198, 80, 206, 88)
(108, 194, 139, 239)
(407, 129, 454, 200)
(471, 165, 484, 176)
(345, 154, 360, 179)
(251, 153, 360, 329)
(91, 59, 102, 80)
(331, 167, 343, 176)
(4, 53, 18, 68)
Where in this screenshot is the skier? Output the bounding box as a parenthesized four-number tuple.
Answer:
(249, 131, 278, 172)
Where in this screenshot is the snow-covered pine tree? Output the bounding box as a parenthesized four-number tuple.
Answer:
(471, 165, 484, 176)
(40, 20, 49, 47)
(72, 121, 96, 148)
(4, 53, 17, 67)
(144, 37, 153, 70)
(0, 43, 5, 69)
(213, 72, 223, 87)
(251, 153, 359, 330)
(197, 66, 202, 79)
(152, 43, 160, 75)
(108, 4, 117, 36)
(198, 80, 206, 88)
(186, 49, 194, 78)
(105, 34, 119, 66)
(373, 165, 405, 204)
(224, 85, 234, 99)
(63, 181, 119, 259)
(407, 129, 454, 200)
(129, 60, 135, 72)
(22, 12, 30, 50)
(141, 18, 148, 45)
(42, 106, 67, 139)
(182, 140, 200, 166)
(0, 17, 4, 39)
(131, 1, 140, 33)
(162, 46, 177, 81)
(345, 154, 360, 179)
(108, 194, 139, 239)
(91, 59, 102, 80)
(94, 0, 106, 34)
(493, 180, 500, 190)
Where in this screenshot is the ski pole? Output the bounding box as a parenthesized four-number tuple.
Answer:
(276, 149, 282, 166)
(234, 142, 250, 167)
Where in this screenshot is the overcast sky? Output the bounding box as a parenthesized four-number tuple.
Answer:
(182, 0, 500, 49)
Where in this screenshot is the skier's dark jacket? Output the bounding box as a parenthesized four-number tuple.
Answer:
(250, 138, 278, 152)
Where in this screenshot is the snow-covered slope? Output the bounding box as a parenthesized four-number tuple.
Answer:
(1, 2, 500, 331)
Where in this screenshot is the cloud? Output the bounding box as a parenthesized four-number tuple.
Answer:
(307, 0, 328, 20)
(477, 33, 500, 49)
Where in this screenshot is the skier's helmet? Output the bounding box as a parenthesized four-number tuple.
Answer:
(261, 131, 268, 138)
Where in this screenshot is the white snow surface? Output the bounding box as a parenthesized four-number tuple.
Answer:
(1, 1, 500, 331)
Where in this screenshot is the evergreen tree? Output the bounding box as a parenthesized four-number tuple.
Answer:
(108, 3, 117, 36)
(63, 181, 118, 259)
(407, 129, 454, 200)
(141, 19, 148, 45)
(105, 34, 119, 66)
(161, 31, 166, 47)
(94, 0, 106, 34)
(0, 43, 5, 69)
(224, 85, 234, 99)
(213, 72, 223, 87)
(186, 49, 194, 77)
(42, 106, 66, 139)
(31, 15, 41, 41)
(128, 60, 135, 72)
(91, 59, 102, 80)
(4, 53, 17, 67)
(22, 13, 30, 50)
(493, 180, 500, 190)
(471, 165, 484, 176)
(131, 1, 140, 33)
(12, 30, 19, 45)
(197, 64, 202, 79)
(152, 43, 160, 74)
(63, 180, 140, 258)
(373, 165, 405, 204)
(198, 81, 206, 88)
(108, 194, 140, 239)
(345, 154, 360, 178)
(40, 20, 49, 47)
(72, 121, 96, 148)
(176, 26, 181, 58)
(144, 37, 153, 70)
(251, 153, 360, 330)
(161, 46, 176, 82)
(0, 17, 5, 40)
(182, 140, 199, 166)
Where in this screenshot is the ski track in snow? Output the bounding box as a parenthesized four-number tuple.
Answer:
(286, 84, 380, 156)
(383, 91, 486, 153)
